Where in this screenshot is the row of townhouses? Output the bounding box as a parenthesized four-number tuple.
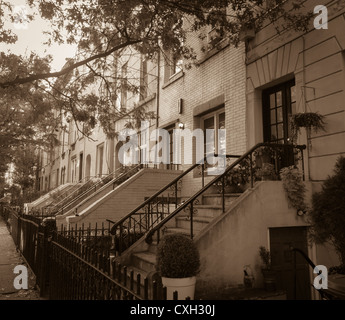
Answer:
(25, 0, 345, 299)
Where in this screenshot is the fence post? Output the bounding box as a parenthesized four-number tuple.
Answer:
(38, 225, 50, 298)
(17, 214, 22, 250)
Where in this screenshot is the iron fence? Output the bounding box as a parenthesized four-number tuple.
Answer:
(48, 232, 160, 300)
(0, 207, 172, 300)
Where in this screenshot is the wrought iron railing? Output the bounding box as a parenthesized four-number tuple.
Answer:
(35, 175, 99, 212)
(109, 156, 217, 255)
(109, 143, 305, 256)
(144, 142, 306, 244)
(290, 247, 338, 300)
(41, 165, 142, 217)
(3, 210, 168, 300)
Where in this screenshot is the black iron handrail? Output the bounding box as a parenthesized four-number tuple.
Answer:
(110, 160, 204, 235)
(110, 156, 237, 254)
(109, 153, 246, 237)
(290, 247, 336, 300)
(145, 142, 306, 244)
(55, 164, 143, 216)
(42, 165, 142, 217)
(40, 174, 103, 210)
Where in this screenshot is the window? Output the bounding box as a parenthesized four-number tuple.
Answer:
(96, 144, 104, 177)
(69, 121, 77, 144)
(262, 80, 296, 167)
(172, 55, 183, 75)
(61, 166, 66, 185)
(137, 126, 149, 165)
(140, 56, 148, 100)
(71, 156, 78, 183)
(207, 7, 227, 50)
(262, 80, 296, 144)
(120, 62, 128, 111)
(164, 51, 183, 82)
(207, 27, 225, 49)
(201, 108, 226, 173)
(56, 168, 59, 187)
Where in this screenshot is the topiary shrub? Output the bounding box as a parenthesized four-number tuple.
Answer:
(156, 233, 200, 278)
(309, 156, 345, 266)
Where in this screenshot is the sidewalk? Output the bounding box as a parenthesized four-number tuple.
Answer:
(0, 216, 42, 300)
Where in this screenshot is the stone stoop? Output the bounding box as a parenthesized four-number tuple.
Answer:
(25, 183, 76, 213)
(57, 168, 182, 228)
(122, 193, 242, 298)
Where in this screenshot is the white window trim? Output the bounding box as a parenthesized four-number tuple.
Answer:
(201, 108, 225, 155)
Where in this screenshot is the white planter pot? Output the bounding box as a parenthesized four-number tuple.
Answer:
(162, 276, 196, 300)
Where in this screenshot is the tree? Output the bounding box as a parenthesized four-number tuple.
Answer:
(309, 157, 345, 266)
(11, 145, 41, 204)
(0, 0, 313, 178)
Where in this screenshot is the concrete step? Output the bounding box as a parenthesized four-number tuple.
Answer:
(175, 215, 213, 232)
(131, 251, 156, 273)
(163, 227, 194, 237)
(202, 193, 241, 206)
(148, 242, 158, 254)
(192, 205, 223, 218)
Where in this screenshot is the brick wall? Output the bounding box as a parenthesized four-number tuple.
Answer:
(157, 30, 247, 195)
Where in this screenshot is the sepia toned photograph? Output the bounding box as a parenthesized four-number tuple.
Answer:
(0, 0, 344, 309)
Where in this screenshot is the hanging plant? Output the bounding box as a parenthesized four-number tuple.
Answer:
(290, 112, 326, 142)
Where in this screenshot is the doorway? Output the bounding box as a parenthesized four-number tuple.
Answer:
(262, 80, 296, 168)
(269, 226, 311, 300)
(85, 155, 91, 180)
(79, 152, 83, 181)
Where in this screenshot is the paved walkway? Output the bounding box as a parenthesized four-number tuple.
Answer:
(0, 216, 42, 300)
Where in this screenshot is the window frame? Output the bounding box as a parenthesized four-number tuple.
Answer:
(164, 50, 183, 84)
(262, 79, 296, 144)
(120, 62, 128, 111)
(200, 107, 226, 157)
(96, 143, 104, 177)
(140, 56, 148, 100)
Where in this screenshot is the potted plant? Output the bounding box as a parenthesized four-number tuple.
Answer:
(259, 246, 276, 291)
(255, 163, 277, 181)
(290, 112, 326, 142)
(253, 146, 277, 168)
(215, 167, 245, 193)
(156, 233, 200, 300)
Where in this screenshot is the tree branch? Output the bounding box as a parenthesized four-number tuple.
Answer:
(0, 39, 142, 88)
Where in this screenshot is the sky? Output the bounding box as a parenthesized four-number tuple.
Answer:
(1, 0, 77, 71)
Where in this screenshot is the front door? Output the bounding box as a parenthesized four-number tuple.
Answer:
(269, 226, 311, 300)
(262, 80, 296, 168)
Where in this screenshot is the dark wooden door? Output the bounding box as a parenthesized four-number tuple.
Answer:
(269, 226, 311, 300)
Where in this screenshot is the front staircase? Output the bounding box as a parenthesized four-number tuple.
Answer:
(109, 142, 307, 299)
(121, 192, 243, 296)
